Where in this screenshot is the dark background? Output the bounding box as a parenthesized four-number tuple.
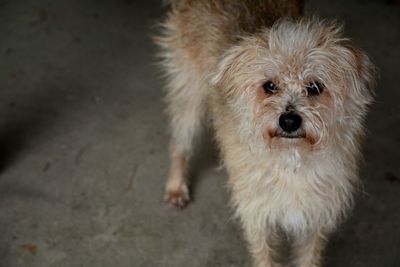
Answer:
(0, 0, 398, 266)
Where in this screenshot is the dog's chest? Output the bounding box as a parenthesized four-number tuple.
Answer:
(230, 152, 350, 232)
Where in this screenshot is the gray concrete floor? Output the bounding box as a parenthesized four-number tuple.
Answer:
(0, 0, 399, 266)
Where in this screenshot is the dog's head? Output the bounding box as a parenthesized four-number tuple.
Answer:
(211, 19, 375, 153)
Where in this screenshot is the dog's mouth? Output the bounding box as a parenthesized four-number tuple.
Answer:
(270, 129, 306, 139)
(279, 131, 305, 139)
(267, 127, 319, 147)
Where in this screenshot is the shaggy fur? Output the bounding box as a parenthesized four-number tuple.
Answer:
(155, 1, 375, 266)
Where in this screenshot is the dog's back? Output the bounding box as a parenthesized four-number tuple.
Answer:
(158, 0, 303, 73)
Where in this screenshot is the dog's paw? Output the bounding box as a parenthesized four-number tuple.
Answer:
(165, 184, 190, 209)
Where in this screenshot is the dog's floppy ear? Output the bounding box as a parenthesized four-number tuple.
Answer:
(345, 43, 377, 105)
(210, 37, 264, 92)
(210, 45, 247, 88)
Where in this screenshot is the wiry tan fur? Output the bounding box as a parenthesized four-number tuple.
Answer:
(155, 1, 375, 266)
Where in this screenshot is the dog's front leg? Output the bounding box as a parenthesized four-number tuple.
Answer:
(292, 231, 327, 267)
(243, 225, 282, 267)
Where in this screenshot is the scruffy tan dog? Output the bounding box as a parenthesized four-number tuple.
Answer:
(156, 0, 375, 266)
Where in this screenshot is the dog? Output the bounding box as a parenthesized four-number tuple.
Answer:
(155, 0, 375, 266)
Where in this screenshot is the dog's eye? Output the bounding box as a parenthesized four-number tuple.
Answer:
(263, 81, 278, 94)
(306, 82, 324, 96)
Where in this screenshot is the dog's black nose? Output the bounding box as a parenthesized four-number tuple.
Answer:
(279, 112, 302, 133)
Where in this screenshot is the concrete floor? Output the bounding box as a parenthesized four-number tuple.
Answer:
(0, 0, 399, 266)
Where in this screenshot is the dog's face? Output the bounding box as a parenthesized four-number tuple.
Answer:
(212, 19, 375, 153)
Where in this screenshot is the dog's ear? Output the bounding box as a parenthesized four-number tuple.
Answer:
(210, 46, 247, 89)
(345, 43, 377, 105)
(210, 38, 264, 92)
